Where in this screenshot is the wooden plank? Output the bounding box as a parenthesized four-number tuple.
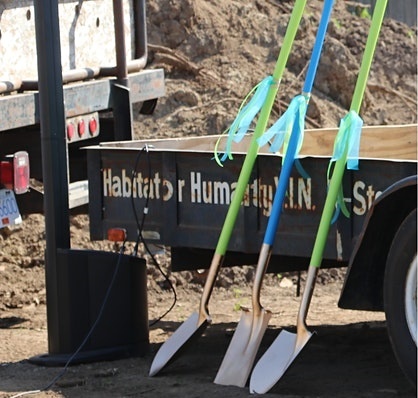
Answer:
(95, 124, 417, 162)
(300, 124, 417, 160)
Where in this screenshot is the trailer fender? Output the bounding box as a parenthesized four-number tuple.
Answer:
(338, 175, 417, 311)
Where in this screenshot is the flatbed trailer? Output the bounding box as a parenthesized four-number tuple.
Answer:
(86, 123, 417, 385)
(86, 124, 416, 274)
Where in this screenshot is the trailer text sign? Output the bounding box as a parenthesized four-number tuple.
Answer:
(102, 168, 314, 217)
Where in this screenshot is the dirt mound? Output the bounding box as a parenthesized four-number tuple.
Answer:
(140, 0, 417, 139)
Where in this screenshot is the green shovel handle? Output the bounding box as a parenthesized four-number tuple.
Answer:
(309, 0, 388, 268)
(350, 1, 388, 113)
(215, 0, 307, 255)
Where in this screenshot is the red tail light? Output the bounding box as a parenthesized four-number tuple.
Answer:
(13, 152, 30, 194)
(67, 122, 75, 140)
(78, 119, 86, 137)
(0, 151, 30, 195)
(89, 117, 98, 135)
(0, 161, 13, 189)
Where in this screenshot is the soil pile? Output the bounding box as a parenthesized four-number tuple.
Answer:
(140, 0, 417, 139)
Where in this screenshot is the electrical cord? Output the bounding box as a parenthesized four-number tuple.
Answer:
(130, 144, 177, 326)
(9, 240, 128, 398)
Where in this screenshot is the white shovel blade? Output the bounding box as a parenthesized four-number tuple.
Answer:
(149, 312, 205, 376)
(249, 328, 312, 394)
(214, 308, 271, 387)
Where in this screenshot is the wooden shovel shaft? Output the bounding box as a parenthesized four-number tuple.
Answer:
(199, 253, 223, 323)
(252, 244, 272, 317)
(297, 265, 319, 333)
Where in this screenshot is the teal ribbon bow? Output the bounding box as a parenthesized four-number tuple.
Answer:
(257, 94, 309, 178)
(329, 110, 363, 222)
(257, 94, 307, 154)
(214, 75, 274, 165)
(330, 110, 363, 170)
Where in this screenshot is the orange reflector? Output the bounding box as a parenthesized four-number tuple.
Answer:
(107, 228, 127, 242)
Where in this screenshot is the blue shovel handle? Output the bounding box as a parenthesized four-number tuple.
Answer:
(263, 112, 301, 245)
(263, 0, 334, 245)
(303, 0, 334, 94)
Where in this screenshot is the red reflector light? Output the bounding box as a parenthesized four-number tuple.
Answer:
(13, 151, 30, 194)
(0, 161, 13, 189)
(67, 123, 75, 140)
(89, 117, 98, 135)
(78, 119, 86, 137)
(107, 228, 127, 242)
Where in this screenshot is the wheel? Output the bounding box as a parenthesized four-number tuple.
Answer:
(384, 208, 417, 387)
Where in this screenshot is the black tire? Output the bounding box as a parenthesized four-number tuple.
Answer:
(384, 208, 417, 387)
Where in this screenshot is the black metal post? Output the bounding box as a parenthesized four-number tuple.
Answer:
(112, 0, 134, 141)
(33, 0, 71, 354)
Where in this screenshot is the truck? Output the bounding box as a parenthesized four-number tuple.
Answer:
(85, 124, 417, 385)
(0, 0, 165, 221)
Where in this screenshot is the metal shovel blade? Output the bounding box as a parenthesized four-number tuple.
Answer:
(250, 266, 318, 393)
(149, 253, 223, 377)
(149, 312, 208, 376)
(249, 327, 313, 394)
(214, 244, 274, 387)
(214, 307, 272, 387)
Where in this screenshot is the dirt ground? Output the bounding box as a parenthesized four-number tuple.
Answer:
(0, 0, 417, 397)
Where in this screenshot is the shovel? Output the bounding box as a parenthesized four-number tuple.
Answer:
(249, 1, 388, 393)
(214, 0, 334, 387)
(149, 0, 308, 377)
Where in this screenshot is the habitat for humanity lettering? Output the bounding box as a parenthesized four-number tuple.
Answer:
(102, 168, 313, 217)
(185, 172, 313, 216)
(103, 169, 174, 201)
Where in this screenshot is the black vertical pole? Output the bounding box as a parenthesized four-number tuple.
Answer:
(112, 0, 133, 141)
(34, 0, 71, 354)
